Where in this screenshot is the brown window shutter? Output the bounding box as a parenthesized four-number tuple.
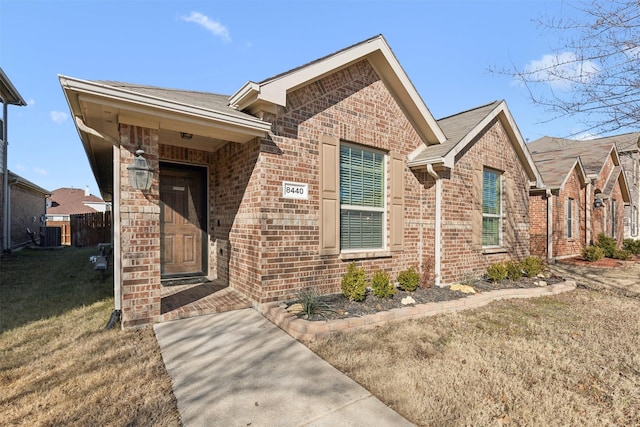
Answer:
(472, 165, 483, 249)
(320, 135, 340, 255)
(390, 152, 405, 251)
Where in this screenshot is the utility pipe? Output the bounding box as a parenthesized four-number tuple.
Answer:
(426, 164, 441, 287)
(2, 101, 9, 251)
(546, 189, 553, 262)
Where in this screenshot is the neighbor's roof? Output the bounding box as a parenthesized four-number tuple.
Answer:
(528, 155, 586, 190)
(47, 187, 105, 215)
(8, 171, 50, 196)
(527, 136, 618, 177)
(0, 68, 26, 106)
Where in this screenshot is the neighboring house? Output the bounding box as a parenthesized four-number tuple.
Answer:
(528, 136, 631, 260)
(1, 68, 27, 252)
(6, 171, 50, 249)
(60, 35, 542, 328)
(46, 186, 109, 245)
(615, 132, 640, 240)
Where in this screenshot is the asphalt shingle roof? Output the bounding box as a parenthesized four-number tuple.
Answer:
(47, 187, 105, 215)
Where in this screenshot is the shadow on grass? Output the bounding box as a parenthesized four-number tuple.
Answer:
(0, 246, 114, 332)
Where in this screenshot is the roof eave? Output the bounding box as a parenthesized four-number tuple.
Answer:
(0, 68, 26, 106)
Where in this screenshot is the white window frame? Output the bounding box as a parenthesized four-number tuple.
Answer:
(633, 205, 638, 237)
(339, 142, 387, 252)
(610, 199, 617, 238)
(482, 168, 502, 248)
(566, 197, 574, 239)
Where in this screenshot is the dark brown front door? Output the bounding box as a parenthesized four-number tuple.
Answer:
(160, 163, 207, 277)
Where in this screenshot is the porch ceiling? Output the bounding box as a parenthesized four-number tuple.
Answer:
(61, 75, 271, 202)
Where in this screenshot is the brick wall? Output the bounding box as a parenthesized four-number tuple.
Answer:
(438, 118, 532, 282)
(529, 192, 547, 257)
(119, 125, 162, 328)
(8, 183, 46, 249)
(552, 166, 586, 258)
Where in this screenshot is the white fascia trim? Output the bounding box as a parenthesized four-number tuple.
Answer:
(59, 75, 272, 133)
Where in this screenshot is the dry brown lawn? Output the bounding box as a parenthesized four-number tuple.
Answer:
(0, 247, 180, 426)
(310, 283, 640, 426)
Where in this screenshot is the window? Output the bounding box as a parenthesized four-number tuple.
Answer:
(339, 144, 385, 250)
(482, 168, 501, 246)
(566, 198, 574, 239)
(610, 199, 616, 238)
(633, 206, 638, 237)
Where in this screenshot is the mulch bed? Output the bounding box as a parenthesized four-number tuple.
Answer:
(288, 273, 566, 321)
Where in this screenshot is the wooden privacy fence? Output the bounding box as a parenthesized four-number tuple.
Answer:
(70, 211, 112, 247)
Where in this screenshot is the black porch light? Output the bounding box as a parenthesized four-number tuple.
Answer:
(127, 149, 153, 191)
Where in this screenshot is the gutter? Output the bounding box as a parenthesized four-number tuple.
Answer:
(546, 189, 553, 262)
(426, 164, 442, 287)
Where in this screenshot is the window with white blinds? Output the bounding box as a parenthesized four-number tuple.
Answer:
(482, 168, 501, 247)
(339, 144, 385, 250)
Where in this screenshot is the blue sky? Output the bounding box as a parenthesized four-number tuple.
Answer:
(1, 0, 600, 197)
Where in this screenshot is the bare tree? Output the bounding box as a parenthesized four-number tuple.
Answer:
(509, 0, 640, 135)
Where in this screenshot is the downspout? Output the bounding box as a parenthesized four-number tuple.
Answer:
(2, 100, 9, 252)
(546, 189, 553, 262)
(585, 181, 591, 245)
(105, 142, 122, 329)
(426, 164, 441, 287)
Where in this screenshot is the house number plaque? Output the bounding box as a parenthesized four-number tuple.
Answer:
(282, 181, 308, 200)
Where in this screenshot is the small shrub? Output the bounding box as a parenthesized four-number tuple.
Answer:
(596, 233, 617, 258)
(486, 262, 508, 282)
(371, 269, 396, 298)
(506, 259, 522, 280)
(623, 239, 640, 255)
(613, 249, 632, 261)
(521, 256, 545, 277)
(582, 245, 605, 262)
(297, 288, 334, 319)
(397, 266, 420, 291)
(341, 262, 367, 302)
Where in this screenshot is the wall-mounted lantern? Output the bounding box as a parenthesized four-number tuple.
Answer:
(127, 149, 153, 191)
(594, 196, 604, 209)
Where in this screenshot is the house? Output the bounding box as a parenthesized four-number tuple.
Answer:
(1, 68, 28, 252)
(60, 35, 542, 328)
(46, 186, 110, 245)
(528, 136, 631, 260)
(6, 171, 50, 249)
(615, 132, 640, 240)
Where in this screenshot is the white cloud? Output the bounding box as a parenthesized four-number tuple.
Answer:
(574, 131, 600, 141)
(26, 99, 36, 106)
(34, 167, 48, 176)
(522, 51, 599, 90)
(50, 110, 68, 123)
(181, 12, 231, 43)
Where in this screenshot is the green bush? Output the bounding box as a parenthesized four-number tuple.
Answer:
(341, 262, 367, 302)
(397, 266, 420, 291)
(520, 256, 545, 277)
(613, 249, 632, 261)
(623, 239, 640, 255)
(486, 262, 508, 282)
(596, 233, 617, 258)
(582, 245, 605, 262)
(506, 259, 522, 280)
(297, 288, 334, 319)
(371, 269, 396, 298)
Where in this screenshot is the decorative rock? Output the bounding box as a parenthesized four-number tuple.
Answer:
(536, 280, 548, 287)
(401, 296, 416, 305)
(450, 284, 476, 294)
(286, 303, 303, 314)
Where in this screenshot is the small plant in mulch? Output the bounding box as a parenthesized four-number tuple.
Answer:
(520, 256, 545, 277)
(341, 262, 367, 302)
(595, 233, 617, 258)
(295, 288, 335, 320)
(505, 259, 523, 280)
(612, 248, 633, 260)
(486, 261, 508, 282)
(623, 239, 640, 255)
(397, 266, 420, 291)
(582, 245, 605, 262)
(371, 269, 396, 299)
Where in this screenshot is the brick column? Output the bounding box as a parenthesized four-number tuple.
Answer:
(119, 124, 161, 328)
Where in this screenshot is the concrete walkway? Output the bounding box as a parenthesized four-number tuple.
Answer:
(154, 308, 415, 427)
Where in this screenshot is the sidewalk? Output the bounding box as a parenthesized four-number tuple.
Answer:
(154, 308, 415, 427)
